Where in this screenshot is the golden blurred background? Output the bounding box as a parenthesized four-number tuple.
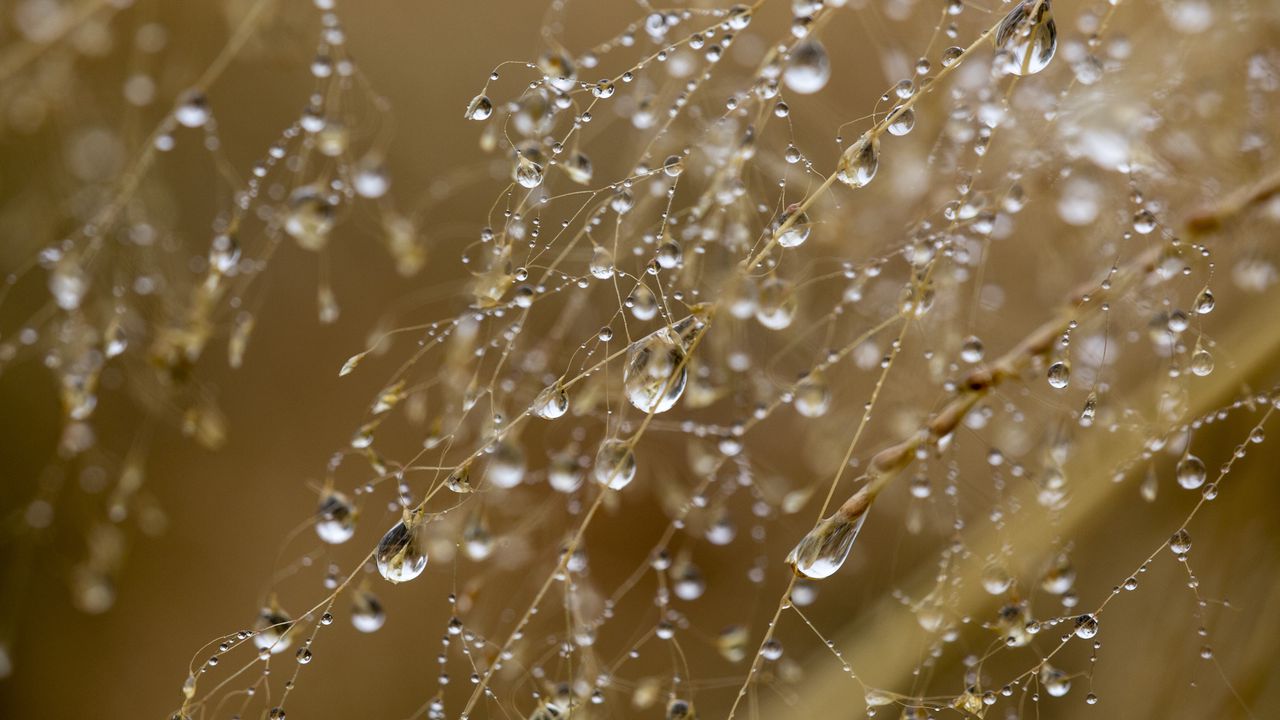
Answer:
(1, 1, 1279, 718)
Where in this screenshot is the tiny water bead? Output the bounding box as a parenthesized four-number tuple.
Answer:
(375, 514, 428, 583)
(593, 439, 637, 490)
(623, 327, 689, 414)
(994, 0, 1058, 76)
(787, 508, 868, 580)
(1170, 528, 1193, 555)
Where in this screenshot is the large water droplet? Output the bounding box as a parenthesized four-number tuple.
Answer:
(994, 1, 1057, 76)
(594, 439, 637, 490)
(1176, 454, 1206, 490)
(787, 508, 867, 579)
(836, 133, 879, 188)
(783, 39, 830, 94)
(623, 328, 688, 414)
(376, 515, 428, 583)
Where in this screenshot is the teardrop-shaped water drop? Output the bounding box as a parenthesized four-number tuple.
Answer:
(836, 133, 879, 188)
(252, 603, 294, 654)
(464, 93, 493, 121)
(793, 371, 831, 418)
(315, 490, 357, 544)
(513, 143, 546, 189)
(1176, 454, 1206, 490)
(774, 204, 811, 248)
(783, 39, 830, 94)
(351, 589, 386, 633)
(1047, 360, 1070, 389)
(593, 438, 637, 490)
(786, 508, 867, 579)
(588, 245, 615, 280)
(623, 328, 688, 414)
(485, 438, 526, 489)
(535, 383, 570, 419)
(284, 185, 336, 251)
(994, 1, 1057, 76)
(462, 507, 493, 560)
(376, 515, 428, 583)
(755, 277, 797, 330)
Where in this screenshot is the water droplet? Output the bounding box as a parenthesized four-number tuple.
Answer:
(252, 603, 294, 654)
(994, 1, 1058, 76)
(787, 508, 867, 579)
(774, 204, 811, 248)
(1176, 454, 1206, 490)
(1040, 664, 1072, 697)
(836, 133, 879, 188)
(961, 336, 985, 363)
(1047, 360, 1071, 389)
(351, 589, 386, 633)
(535, 383, 570, 419)
(462, 507, 493, 560)
(1132, 208, 1157, 234)
(1193, 288, 1215, 315)
(547, 453, 583, 493)
(513, 142, 547, 189)
(623, 327, 688, 414)
(376, 514, 428, 583)
(783, 39, 830, 94)
(174, 89, 210, 128)
(284, 185, 335, 251)
(353, 157, 390, 199)
(755, 277, 797, 330)
(593, 439, 637, 490)
(588, 245, 615, 279)
(982, 562, 1014, 595)
(1190, 347, 1214, 377)
(793, 371, 831, 417)
(464, 93, 492, 121)
(49, 256, 88, 311)
(666, 698, 696, 720)
(315, 490, 357, 544)
(1170, 528, 1192, 555)
(485, 439, 526, 488)
(886, 105, 916, 136)
(563, 151, 593, 184)
(1074, 613, 1099, 639)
